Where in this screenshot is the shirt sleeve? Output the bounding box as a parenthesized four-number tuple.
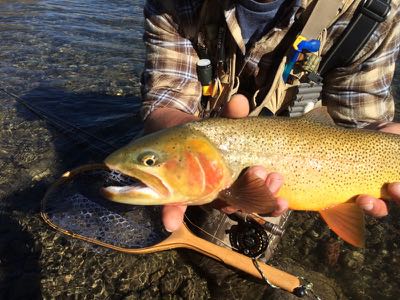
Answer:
(140, 0, 202, 121)
(322, 1, 400, 128)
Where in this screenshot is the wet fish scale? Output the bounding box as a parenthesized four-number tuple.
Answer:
(187, 117, 400, 211)
(103, 111, 400, 246)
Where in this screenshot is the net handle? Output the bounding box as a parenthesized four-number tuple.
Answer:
(41, 164, 300, 293)
(162, 224, 301, 292)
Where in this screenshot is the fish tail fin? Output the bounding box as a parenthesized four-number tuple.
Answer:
(319, 203, 365, 247)
(218, 171, 277, 214)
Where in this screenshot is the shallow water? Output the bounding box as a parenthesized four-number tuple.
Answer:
(0, 0, 144, 152)
(0, 0, 399, 299)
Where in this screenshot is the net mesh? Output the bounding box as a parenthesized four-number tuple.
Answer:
(42, 166, 170, 249)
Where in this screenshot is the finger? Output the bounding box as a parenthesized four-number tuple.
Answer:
(221, 206, 238, 214)
(246, 167, 284, 213)
(387, 182, 400, 204)
(221, 94, 250, 118)
(356, 195, 389, 218)
(265, 172, 284, 195)
(377, 122, 400, 134)
(243, 166, 284, 194)
(246, 165, 268, 181)
(162, 205, 187, 232)
(269, 197, 289, 217)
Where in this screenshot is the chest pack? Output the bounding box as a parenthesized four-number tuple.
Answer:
(318, 0, 391, 77)
(289, 0, 391, 117)
(164, 0, 391, 117)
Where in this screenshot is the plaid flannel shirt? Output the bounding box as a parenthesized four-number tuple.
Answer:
(141, 0, 400, 127)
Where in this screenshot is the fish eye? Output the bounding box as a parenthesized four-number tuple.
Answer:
(138, 152, 158, 166)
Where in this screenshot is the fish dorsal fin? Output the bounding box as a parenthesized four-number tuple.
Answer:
(217, 171, 277, 214)
(303, 106, 336, 126)
(319, 203, 365, 248)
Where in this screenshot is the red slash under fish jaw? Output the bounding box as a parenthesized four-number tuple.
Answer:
(185, 152, 206, 193)
(197, 152, 226, 194)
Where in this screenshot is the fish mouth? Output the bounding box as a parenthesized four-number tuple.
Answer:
(101, 168, 170, 205)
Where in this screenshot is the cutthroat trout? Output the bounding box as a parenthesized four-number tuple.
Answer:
(102, 109, 400, 247)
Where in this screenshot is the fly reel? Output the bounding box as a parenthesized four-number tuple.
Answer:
(228, 218, 269, 258)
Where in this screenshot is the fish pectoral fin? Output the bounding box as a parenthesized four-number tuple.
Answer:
(217, 171, 277, 214)
(319, 203, 365, 248)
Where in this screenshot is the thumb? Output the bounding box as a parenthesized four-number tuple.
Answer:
(221, 94, 249, 118)
(162, 205, 187, 232)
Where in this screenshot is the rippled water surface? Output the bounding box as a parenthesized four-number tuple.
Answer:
(0, 1, 399, 299)
(1, 0, 144, 152)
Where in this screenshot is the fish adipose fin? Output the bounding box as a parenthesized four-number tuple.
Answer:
(319, 203, 365, 247)
(218, 171, 277, 214)
(303, 106, 336, 126)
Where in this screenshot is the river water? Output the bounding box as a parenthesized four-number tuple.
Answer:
(0, 0, 399, 299)
(1, 0, 144, 154)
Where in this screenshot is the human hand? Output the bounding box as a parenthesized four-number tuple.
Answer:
(162, 94, 289, 232)
(220, 94, 288, 215)
(215, 166, 289, 217)
(356, 122, 400, 217)
(144, 108, 197, 232)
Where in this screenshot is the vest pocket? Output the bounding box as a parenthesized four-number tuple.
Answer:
(249, 57, 301, 117)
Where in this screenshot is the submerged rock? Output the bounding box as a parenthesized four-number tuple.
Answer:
(342, 251, 364, 269)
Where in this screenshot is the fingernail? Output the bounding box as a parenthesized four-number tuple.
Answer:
(266, 173, 283, 194)
(164, 223, 179, 233)
(252, 167, 267, 179)
(268, 180, 280, 194)
(359, 199, 373, 211)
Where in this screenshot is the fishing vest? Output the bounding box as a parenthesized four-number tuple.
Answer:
(161, 0, 391, 118)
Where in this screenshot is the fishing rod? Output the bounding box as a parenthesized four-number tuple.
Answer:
(0, 86, 119, 156)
